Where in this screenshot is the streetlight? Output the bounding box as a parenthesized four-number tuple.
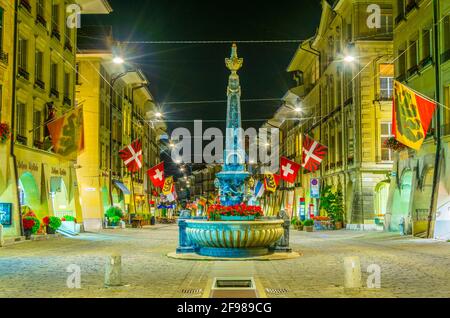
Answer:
(155, 112, 163, 118)
(113, 56, 125, 65)
(344, 55, 356, 63)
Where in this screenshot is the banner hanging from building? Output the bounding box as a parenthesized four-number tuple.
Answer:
(47, 106, 84, 159)
(393, 81, 437, 151)
(264, 173, 280, 193)
(162, 176, 174, 196)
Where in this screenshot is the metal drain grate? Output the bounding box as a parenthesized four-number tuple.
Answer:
(181, 288, 203, 295)
(265, 288, 289, 295)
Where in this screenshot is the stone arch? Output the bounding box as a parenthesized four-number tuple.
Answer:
(374, 181, 390, 218)
(18, 172, 41, 218)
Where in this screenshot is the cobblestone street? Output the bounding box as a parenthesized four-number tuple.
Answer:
(1, 226, 449, 298)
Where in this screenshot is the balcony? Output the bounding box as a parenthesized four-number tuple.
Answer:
(407, 65, 419, 78)
(441, 49, 450, 64)
(63, 96, 72, 106)
(419, 56, 433, 70)
(50, 88, 60, 99)
(395, 13, 406, 26)
(18, 67, 30, 81)
(19, 0, 31, 13)
(16, 135, 28, 146)
(51, 29, 61, 41)
(33, 140, 44, 150)
(36, 15, 47, 28)
(65, 41, 73, 53)
(34, 79, 45, 90)
(405, 1, 419, 15)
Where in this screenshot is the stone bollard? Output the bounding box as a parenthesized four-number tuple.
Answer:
(105, 254, 122, 287)
(272, 210, 292, 253)
(176, 219, 195, 254)
(0, 224, 4, 247)
(343, 256, 362, 289)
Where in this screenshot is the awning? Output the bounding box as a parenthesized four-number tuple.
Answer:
(113, 180, 131, 195)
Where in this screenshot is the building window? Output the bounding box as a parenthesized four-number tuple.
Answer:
(443, 16, 450, 63)
(408, 39, 418, 74)
(18, 38, 28, 72)
(64, 72, 70, 97)
(0, 85, 2, 119)
(33, 110, 42, 145)
(35, 50, 44, 84)
(0, 7, 4, 54)
(397, 48, 406, 80)
(16, 102, 27, 143)
(37, 0, 45, 18)
(380, 77, 394, 100)
(51, 62, 58, 92)
(421, 28, 432, 62)
(381, 122, 394, 162)
(51, 4, 60, 36)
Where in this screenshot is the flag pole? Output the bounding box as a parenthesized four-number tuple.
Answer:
(427, 0, 442, 239)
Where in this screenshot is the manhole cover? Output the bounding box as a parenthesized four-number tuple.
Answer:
(265, 288, 289, 295)
(181, 288, 203, 295)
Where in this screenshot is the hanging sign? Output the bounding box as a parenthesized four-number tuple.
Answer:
(310, 178, 320, 199)
(0, 203, 12, 226)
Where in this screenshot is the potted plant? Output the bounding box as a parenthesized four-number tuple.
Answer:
(105, 207, 124, 227)
(0, 123, 11, 144)
(303, 219, 314, 232)
(332, 190, 345, 230)
(22, 210, 41, 238)
(291, 217, 303, 231)
(43, 216, 62, 235)
(22, 218, 36, 240)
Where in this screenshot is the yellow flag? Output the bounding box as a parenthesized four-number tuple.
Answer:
(162, 176, 174, 195)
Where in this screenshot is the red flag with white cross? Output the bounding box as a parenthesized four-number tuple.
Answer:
(147, 162, 165, 188)
(280, 157, 301, 184)
(302, 135, 328, 172)
(119, 139, 143, 173)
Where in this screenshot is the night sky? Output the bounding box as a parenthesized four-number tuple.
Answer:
(83, 0, 322, 175)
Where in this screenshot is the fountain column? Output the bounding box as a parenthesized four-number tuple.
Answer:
(216, 44, 250, 206)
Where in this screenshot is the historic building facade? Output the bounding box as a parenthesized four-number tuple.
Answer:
(0, 0, 112, 238)
(275, 0, 394, 227)
(76, 26, 165, 231)
(386, 0, 450, 239)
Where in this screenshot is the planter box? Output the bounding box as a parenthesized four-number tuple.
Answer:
(304, 226, 314, 232)
(220, 216, 256, 221)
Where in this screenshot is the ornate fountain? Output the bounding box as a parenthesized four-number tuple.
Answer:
(182, 45, 284, 258)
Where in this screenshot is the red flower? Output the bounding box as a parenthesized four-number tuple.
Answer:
(42, 216, 50, 226)
(23, 218, 36, 230)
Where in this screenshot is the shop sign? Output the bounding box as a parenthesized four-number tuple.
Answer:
(51, 167, 67, 176)
(0, 203, 12, 226)
(310, 178, 320, 199)
(17, 161, 39, 172)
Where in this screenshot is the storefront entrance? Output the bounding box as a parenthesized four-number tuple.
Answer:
(50, 177, 73, 218)
(18, 172, 42, 219)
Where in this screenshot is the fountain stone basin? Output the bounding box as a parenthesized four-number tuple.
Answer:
(185, 220, 284, 258)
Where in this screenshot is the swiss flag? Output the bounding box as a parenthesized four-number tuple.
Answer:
(302, 135, 328, 172)
(119, 140, 143, 172)
(280, 157, 301, 184)
(147, 162, 165, 188)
